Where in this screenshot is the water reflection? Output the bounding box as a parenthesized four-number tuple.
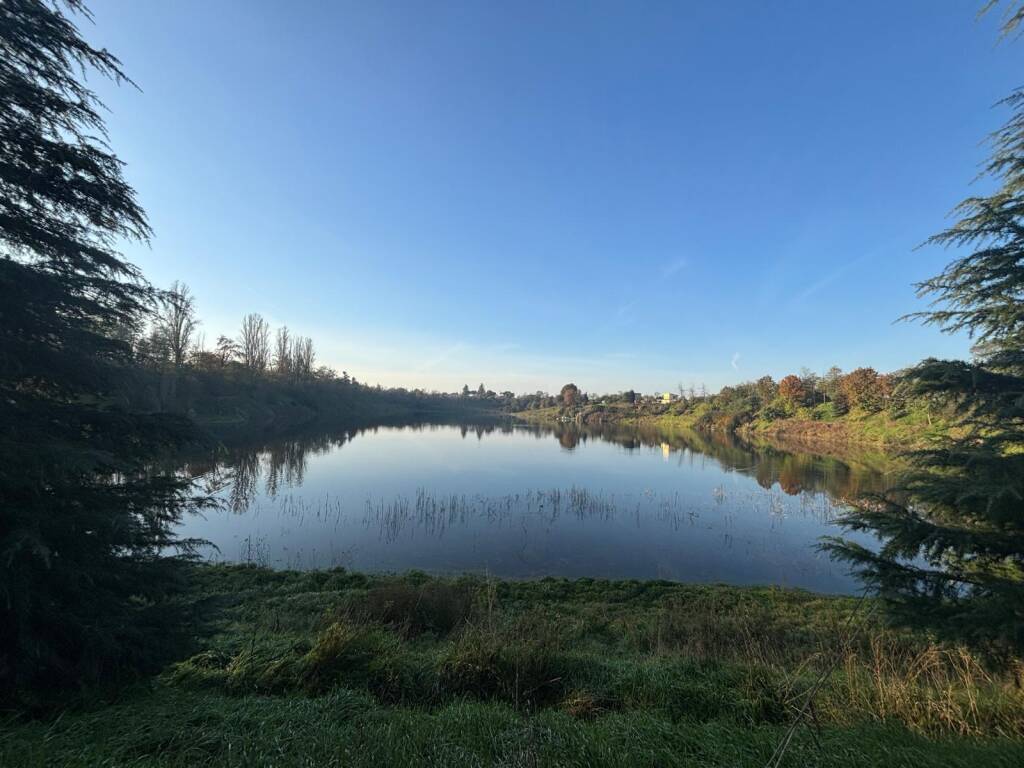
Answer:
(178, 419, 891, 592)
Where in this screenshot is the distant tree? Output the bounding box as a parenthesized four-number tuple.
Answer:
(274, 326, 292, 376)
(840, 367, 883, 412)
(191, 350, 222, 371)
(778, 374, 805, 405)
(215, 335, 239, 366)
(0, 0, 202, 699)
(136, 323, 170, 365)
(461, 384, 470, 398)
(822, 366, 843, 401)
(755, 375, 778, 405)
(877, 373, 895, 406)
(314, 365, 336, 381)
(560, 383, 580, 408)
(799, 367, 821, 404)
(477, 383, 486, 398)
(239, 313, 271, 372)
(293, 336, 315, 379)
(191, 331, 206, 359)
(826, 4, 1024, 655)
(154, 281, 198, 367)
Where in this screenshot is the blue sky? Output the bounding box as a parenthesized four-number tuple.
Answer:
(85, 0, 1021, 394)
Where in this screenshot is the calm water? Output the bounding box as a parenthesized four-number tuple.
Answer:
(179, 420, 890, 593)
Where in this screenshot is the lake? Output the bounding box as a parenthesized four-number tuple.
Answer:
(179, 419, 891, 593)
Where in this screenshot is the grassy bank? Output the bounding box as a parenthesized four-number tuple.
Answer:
(516, 402, 948, 454)
(3, 565, 1022, 767)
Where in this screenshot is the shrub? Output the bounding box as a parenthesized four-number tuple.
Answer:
(811, 402, 839, 421)
(761, 397, 796, 421)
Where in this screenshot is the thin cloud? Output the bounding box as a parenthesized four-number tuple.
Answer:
(415, 342, 466, 371)
(662, 258, 688, 278)
(731, 352, 741, 370)
(616, 300, 637, 318)
(794, 251, 875, 304)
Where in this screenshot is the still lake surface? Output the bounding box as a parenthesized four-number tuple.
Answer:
(180, 419, 890, 594)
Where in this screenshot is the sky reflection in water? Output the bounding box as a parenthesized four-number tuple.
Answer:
(179, 421, 889, 594)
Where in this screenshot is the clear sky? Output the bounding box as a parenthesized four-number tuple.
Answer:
(84, 0, 1021, 394)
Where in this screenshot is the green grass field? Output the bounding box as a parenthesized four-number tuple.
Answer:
(3, 565, 1022, 767)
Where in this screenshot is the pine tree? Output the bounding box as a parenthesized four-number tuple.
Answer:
(1, 0, 204, 702)
(823, 6, 1024, 655)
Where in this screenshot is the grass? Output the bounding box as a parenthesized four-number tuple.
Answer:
(3, 565, 1022, 767)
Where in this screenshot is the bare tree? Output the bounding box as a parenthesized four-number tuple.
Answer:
(239, 313, 271, 372)
(274, 326, 292, 376)
(155, 281, 199, 367)
(293, 335, 315, 379)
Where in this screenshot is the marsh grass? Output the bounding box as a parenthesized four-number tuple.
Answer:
(4, 564, 1023, 767)
(160, 567, 1024, 734)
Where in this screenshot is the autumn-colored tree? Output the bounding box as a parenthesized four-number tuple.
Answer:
(840, 367, 883, 412)
(778, 374, 805, 405)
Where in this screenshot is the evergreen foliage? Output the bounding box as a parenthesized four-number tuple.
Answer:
(0, 0, 204, 703)
(823, 9, 1024, 654)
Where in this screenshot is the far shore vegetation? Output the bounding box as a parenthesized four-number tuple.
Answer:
(510, 365, 952, 453)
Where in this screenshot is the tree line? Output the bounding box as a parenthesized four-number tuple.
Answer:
(503, 366, 908, 427)
(134, 281, 329, 382)
(671, 365, 916, 431)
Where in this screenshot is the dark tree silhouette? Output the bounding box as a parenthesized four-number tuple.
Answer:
(239, 313, 271, 372)
(274, 326, 292, 375)
(560, 383, 580, 408)
(0, 0, 204, 700)
(155, 280, 199, 367)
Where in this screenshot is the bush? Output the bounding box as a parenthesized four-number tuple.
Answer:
(760, 397, 796, 421)
(811, 402, 839, 421)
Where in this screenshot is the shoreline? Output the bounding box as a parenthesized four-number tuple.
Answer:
(513, 406, 937, 460)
